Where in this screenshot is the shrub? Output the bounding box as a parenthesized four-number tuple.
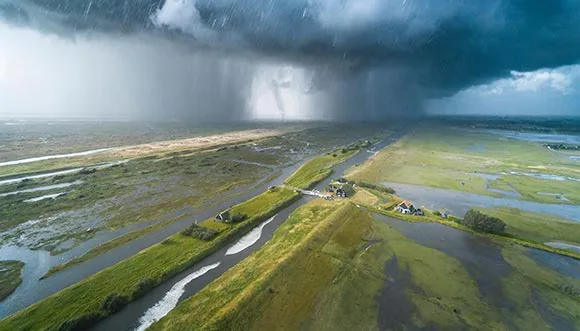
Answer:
(341, 148, 347, 154)
(332, 154, 337, 157)
(230, 212, 247, 223)
(101, 293, 129, 314)
(432, 210, 442, 216)
(132, 278, 157, 299)
(181, 224, 219, 241)
(351, 181, 395, 194)
(448, 215, 461, 223)
(58, 313, 102, 331)
(341, 184, 356, 197)
(462, 209, 506, 234)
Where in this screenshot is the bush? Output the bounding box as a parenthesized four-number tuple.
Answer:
(351, 181, 395, 194)
(181, 224, 219, 241)
(432, 210, 442, 216)
(101, 293, 129, 314)
(462, 209, 506, 234)
(230, 212, 247, 223)
(341, 184, 356, 197)
(132, 278, 157, 299)
(58, 313, 102, 331)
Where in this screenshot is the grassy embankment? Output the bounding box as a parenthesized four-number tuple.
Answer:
(347, 127, 580, 204)
(152, 199, 579, 330)
(0, 261, 24, 302)
(284, 149, 358, 189)
(42, 170, 284, 278)
(0, 187, 299, 331)
(350, 187, 580, 260)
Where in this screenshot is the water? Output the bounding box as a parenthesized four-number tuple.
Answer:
(484, 129, 580, 144)
(23, 192, 69, 203)
(0, 181, 82, 197)
(134, 263, 221, 331)
(225, 215, 276, 255)
(510, 171, 580, 182)
(0, 148, 115, 167)
(0, 168, 85, 185)
(383, 182, 580, 221)
(544, 242, 580, 254)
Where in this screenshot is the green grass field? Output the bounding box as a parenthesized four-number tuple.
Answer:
(347, 127, 580, 204)
(284, 149, 358, 189)
(151, 199, 580, 330)
(0, 187, 299, 331)
(0, 261, 24, 302)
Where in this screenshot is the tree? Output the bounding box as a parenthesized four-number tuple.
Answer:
(462, 209, 506, 234)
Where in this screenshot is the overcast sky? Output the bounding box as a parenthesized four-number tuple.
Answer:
(1, 0, 580, 120)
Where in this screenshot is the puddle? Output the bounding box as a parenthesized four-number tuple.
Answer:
(135, 262, 221, 331)
(24, 192, 69, 203)
(0, 168, 85, 186)
(510, 171, 580, 182)
(0, 181, 82, 197)
(483, 130, 580, 144)
(478, 173, 521, 197)
(383, 182, 580, 222)
(544, 242, 580, 253)
(0, 148, 115, 167)
(465, 143, 487, 153)
(225, 215, 276, 255)
(570, 156, 580, 161)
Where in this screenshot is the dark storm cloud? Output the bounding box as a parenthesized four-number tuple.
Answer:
(2, 0, 580, 119)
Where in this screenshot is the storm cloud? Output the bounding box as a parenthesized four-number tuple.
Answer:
(1, 0, 580, 120)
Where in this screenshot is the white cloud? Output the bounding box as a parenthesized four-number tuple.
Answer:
(469, 65, 580, 96)
(510, 70, 573, 94)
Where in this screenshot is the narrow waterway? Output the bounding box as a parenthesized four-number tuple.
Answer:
(0, 148, 115, 167)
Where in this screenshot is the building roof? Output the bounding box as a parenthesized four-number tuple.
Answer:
(398, 200, 413, 208)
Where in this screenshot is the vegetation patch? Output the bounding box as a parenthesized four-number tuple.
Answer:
(0, 187, 299, 331)
(461, 209, 507, 234)
(181, 224, 219, 241)
(285, 148, 358, 189)
(0, 260, 24, 301)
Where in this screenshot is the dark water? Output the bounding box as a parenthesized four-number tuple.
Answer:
(373, 214, 580, 330)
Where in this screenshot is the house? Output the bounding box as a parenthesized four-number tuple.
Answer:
(395, 200, 416, 214)
(336, 188, 347, 198)
(215, 211, 227, 222)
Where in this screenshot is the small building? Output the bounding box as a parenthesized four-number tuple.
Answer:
(395, 200, 416, 214)
(336, 188, 347, 198)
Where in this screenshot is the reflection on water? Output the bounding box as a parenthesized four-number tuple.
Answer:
(0, 180, 82, 197)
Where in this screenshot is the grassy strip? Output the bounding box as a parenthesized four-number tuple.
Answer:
(41, 213, 192, 279)
(0, 187, 299, 331)
(284, 149, 358, 189)
(150, 200, 378, 330)
(42, 170, 284, 278)
(0, 261, 24, 302)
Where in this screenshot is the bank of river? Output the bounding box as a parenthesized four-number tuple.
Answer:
(383, 182, 580, 222)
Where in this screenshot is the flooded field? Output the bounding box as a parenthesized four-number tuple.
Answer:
(374, 214, 580, 330)
(383, 181, 580, 221)
(483, 129, 580, 144)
